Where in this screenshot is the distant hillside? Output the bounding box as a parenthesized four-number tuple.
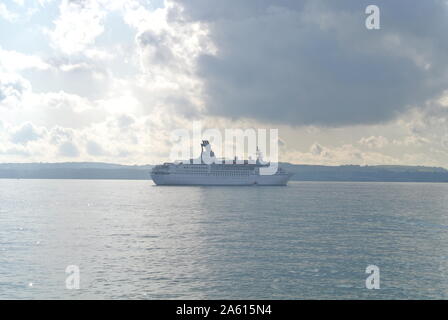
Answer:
(281, 163, 448, 182)
(1, 162, 448, 182)
(0, 162, 153, 180)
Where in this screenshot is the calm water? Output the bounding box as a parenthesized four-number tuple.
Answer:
(1, 179, 448, 299)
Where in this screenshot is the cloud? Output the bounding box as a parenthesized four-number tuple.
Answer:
(393, 135, 429, 147)
(0, 48, 52, 72)
(137, 29, 176, 66)
(283, 142, 400, 166)
(3, 0, 448, 167)
(0, 3, 18, 22)
(49, 126, 75, 144)
(0, 72, 31, 108)
(123, 1, 214, 117)
(359, 136, 389, 149)
(12, 0, 25, 6)
(310, 143, 324, 156)
(169, 0, 448, 126)
(86, 140, 106, 156)
(58, 141, 80, 157)
(25, 91, 108, 128)
(10, 122, 45, 144)
(0, 145, 31, 157)
(48, 0, 107, 54)
(114, 114, 135, 129)
(58, 62, 91, 72)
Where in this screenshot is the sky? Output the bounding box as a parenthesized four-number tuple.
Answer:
(1, 0, 448, 166)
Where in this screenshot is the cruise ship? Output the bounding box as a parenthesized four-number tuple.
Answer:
(151, 140, 292, 186)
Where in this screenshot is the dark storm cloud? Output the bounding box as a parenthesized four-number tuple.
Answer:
(170, 0, 448, 126)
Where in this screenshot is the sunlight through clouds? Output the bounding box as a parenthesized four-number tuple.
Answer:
(1, 0, 448, 167)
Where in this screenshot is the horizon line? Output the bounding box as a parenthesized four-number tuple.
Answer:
(0, 161, 446, 170)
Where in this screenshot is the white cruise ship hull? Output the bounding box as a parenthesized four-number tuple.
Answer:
(151, 173, 291, 186)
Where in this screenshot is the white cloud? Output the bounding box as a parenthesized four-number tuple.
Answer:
(393, 135, 429, 147)
(48, 0, 107, 54)
(282, 143, 400, 166)
(86, 139, 107, 156)
(37, 0, 56, 6)
(0, 72, 32, 109)
(0, 48, 51, 72)
(59, 62, 91, 72)
(359, 136, 389, 149)
(0, 3, 18, 22)
(58, 140, 80, 157)
(84, 48, 114, 61)
(10, 122, 46, 144)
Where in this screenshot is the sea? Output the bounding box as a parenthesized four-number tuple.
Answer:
(1, 179, 448, 299)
